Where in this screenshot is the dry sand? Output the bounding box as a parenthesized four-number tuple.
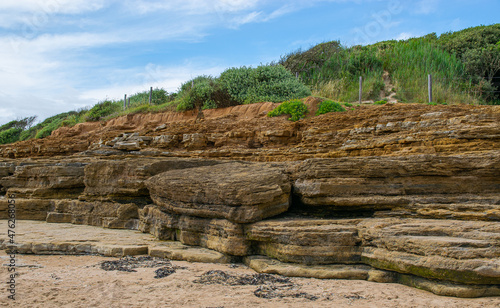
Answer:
(1, 251, 499, 308)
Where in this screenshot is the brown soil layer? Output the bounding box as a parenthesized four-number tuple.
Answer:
(1, 101, 498, 161)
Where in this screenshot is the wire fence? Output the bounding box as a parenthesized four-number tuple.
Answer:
(356, 74, 500, 104)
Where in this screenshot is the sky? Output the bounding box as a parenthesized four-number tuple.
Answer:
(0, 0, 498, 125)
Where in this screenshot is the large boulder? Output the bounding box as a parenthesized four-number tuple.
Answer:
(82, 158, 222, 204)
(146, 162, 291, 223)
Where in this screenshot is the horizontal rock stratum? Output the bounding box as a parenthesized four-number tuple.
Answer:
(1, 102, 499, 298)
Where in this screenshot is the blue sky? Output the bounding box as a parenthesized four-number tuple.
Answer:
(0, 0, 498, 125)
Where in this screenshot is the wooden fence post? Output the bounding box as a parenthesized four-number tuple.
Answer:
(359, 76, 363, 104)
(149, 87, 153, 105)
(124, 94, 127, 110)
(428, 74, 433, 103)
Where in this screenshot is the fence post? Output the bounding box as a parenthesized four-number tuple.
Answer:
(149, 87, 153, 105)
(428, 74, 433, 103)
(128, 97, 130, 108)
(124, 94, 127, 110)
(359, 76, 362, 104)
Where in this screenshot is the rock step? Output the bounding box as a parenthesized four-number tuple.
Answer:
(1, 220, 499, 298)
(245, 256, 500, 298)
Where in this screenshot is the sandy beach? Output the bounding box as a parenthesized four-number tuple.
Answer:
(1, 251, 499, 308)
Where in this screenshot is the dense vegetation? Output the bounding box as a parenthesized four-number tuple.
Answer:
(1, 24, 498, 144)
(279, 24, 500, 104)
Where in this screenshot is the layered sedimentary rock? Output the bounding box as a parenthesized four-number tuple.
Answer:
(247, 217, 500, 285)
(0, 103, 499, 297)
(290, 153, 500, 220)
(146, 162, 291, 223)
(246, 219, 362, 264)
(139, 205, 249, 256)
(358, 218, 500, 285)
(81, 157, 222, 204)
(0, 198, 51, 220)
(0, 162, 86, 199)
(0, 162, 86, 220)
(43, 157, 224, 229)
(1, 103, 498, 161)
(47, 199, 139, 229)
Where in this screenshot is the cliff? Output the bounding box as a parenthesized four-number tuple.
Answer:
(0, 101, 499, 297)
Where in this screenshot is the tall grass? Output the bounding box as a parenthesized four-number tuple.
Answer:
(309, 47, 385, 101)
(382, 39, 469, 103)
(284, 37, 489, 104)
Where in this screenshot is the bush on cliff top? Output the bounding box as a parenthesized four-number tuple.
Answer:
(316, 100, 345, 115)
(175, 65, 312, 112)
(0, 128, 22, 144)
(219, 65, 312, 104)
(84, 100, 122, 122)
(268, 99, 309, 121)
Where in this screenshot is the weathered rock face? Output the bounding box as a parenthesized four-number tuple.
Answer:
(0, 161, 87, 221)
(0, 103, 499, 298)
(290, 153, 500, 221)
(0, 198, 51, 220)
(246, 219, 362, 264)
(81, 158, 222, 205)
(47, 200, 139, 229)
(146, 162, 291, 223)
(0, 162, 86, 199)
(246, 217, 500, 293)
(139, 205, 249, 256)
(1, 103, 498, 161)
(0, 162, 15, 193)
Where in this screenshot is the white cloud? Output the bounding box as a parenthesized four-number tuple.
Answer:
(127, 0, 260, 15)
(415, 0, 439, 14)
(396, 32, 413, 40)
(0, 0, 107, 14)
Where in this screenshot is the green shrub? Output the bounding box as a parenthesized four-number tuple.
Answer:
(84, 100, 121, 121)
(219, 65, 311, 104)
(0, 128, 22, 144)
(60, 114, 80, 127)
(374, 100, 387, 105)
(268, 99, 309, 121)
(176, 75, 238, 112)
(316, 100, 345, 115)
(35, 118, 64, 139)
(128, 88, 171, 106)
